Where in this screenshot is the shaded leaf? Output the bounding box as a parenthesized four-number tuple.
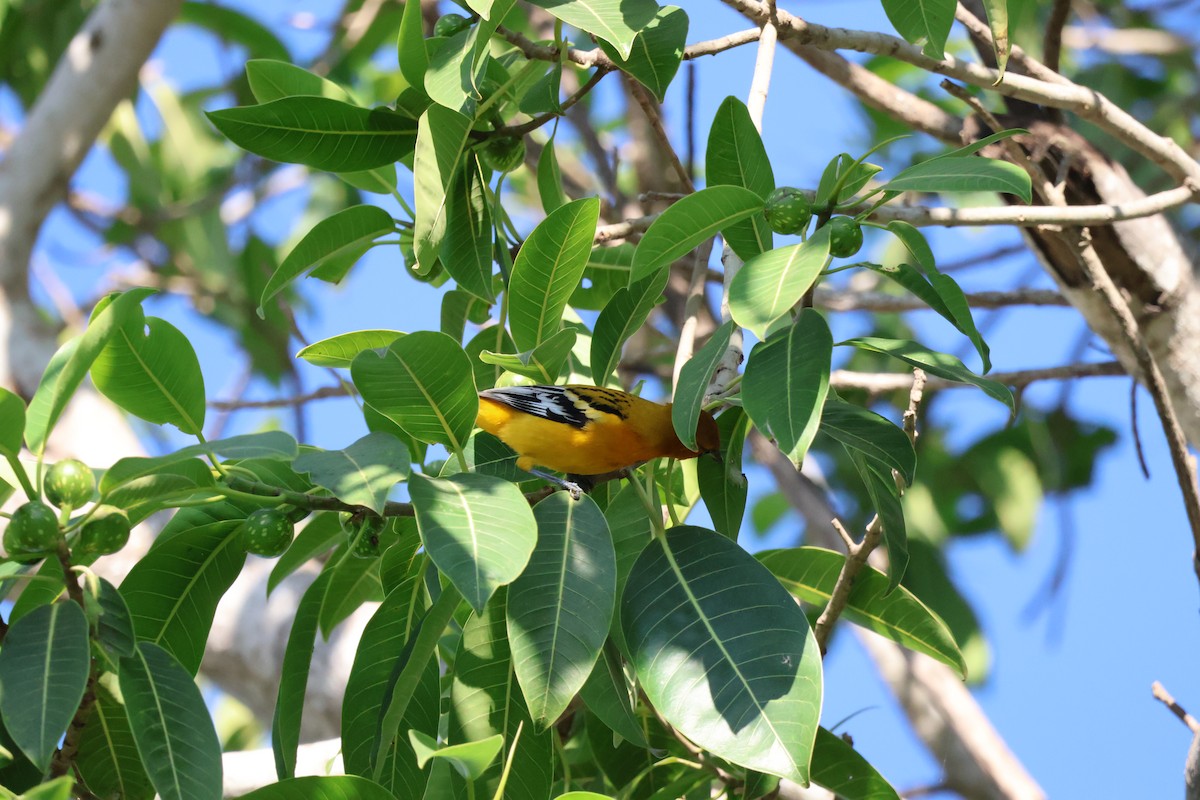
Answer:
(838, 337, 1014, 411)
(729, 227, 831, 340)
(297, 330, 404, 368)
(819, 398, 916, 486)
(698, 406, 750, 539)
(880, 0, 954, 59)
(707, 95, 774, 258)
(272, 573, 328, 780)
(672, 320, 734, 450)
(480, 328, 576, 384)
(597, 6, 688, 101)
(294, 432, 410, 514)
(812, 727, 901, 799)
(590, 269, 668, 385)
(630, 186, 762, 282)
(413, 105, 473, 274)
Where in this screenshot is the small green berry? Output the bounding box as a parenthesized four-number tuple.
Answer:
(341, 511, 385, 559)
(763, 187, 813, 235)
(78, 506, 131, 557)
(242, 508, 294, 558)
(5, 502, 60, 556)
(434, 13, 473, 38)
(479, 136, 526, 173)
(44, 459, 95, 510)
(827, 216, 864, 258)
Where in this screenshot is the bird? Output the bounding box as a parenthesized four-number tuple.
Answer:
(475, 384, 721, 497)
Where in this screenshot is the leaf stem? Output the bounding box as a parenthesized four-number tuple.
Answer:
(6, 454, 38, 501)
(628, 466, 665, 539)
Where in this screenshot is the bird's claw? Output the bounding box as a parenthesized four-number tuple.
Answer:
(563, 481, 583, 500)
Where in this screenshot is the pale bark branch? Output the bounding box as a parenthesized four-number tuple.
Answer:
(831, 360, 1124, 393)
(1153, 681, 1200, 734)
(814, 286, 1068, 312)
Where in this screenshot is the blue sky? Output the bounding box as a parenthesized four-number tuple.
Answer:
(9, 1, 1200, 796)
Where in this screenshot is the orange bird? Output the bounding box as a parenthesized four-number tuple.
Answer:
(475, 385, 721, 495)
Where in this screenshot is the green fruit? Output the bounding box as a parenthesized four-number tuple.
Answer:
(480, 136, 526, 173)
(827, 216, 864, 258)
(763, 187, 813, 235)
(341, 511, 385, 559)
(44, 459, 95, 510)
(5, 501, 60, 555)
(78, 506, 131, 556)
(434, 12, 472, 38)
(242, 508, 293, 558)
(477, 77, 503, 104)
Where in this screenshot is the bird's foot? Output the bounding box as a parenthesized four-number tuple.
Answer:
(528, 469, 587, 500)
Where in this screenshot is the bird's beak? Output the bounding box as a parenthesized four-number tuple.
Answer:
(704, 449, 723, 464)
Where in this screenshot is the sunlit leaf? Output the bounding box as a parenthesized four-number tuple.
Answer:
(630, 186, 763, 282)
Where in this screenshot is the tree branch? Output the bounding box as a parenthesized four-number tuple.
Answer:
(830, 360, 1124, 393)
(1153, 681, 1200, 734)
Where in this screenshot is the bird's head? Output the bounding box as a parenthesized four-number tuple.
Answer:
(696, 410, 721, 459)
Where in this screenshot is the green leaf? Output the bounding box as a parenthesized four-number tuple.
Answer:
(318, 550, 383, 638)
(480, 328, 576, 384)
(246, 58, 350, 102)
(758, 547, 964, 676)
(119, 642, 222, 800)
(76, 673, 155, 800)
(15, 775, 74, 800)
(409, 731, 503, 779)
(849, 447, 909, 590)
(819, 398, 916, 486)
(179, 2, 288, 61)
(885, 156, 1032, 202)
(508, 197, 600, 352)
(440, 158, 495, 301)
(812, 727, 901, 799)
(0, 388, 24, 458)
(25, 288, 155, 455)
(95, 577, 137, 659)
(672, 320, 734, 450)
(707, 96, 774, 259)
(99, 457, 215, 515)
(578, 642, 647, 747)
(880, 0, 954, 59)
(743, 309, 832, 466)
(268, 513, 344, 595)
(537, 133, 567, 213)
(0, 602, 90, 770)
(450, 594, 554, 799)
(630, 186, 762, 282)
(597, 6, 688, 101)
(409, 473, 536, 612)
(697, 406, 750, 539)
(981, 0, 1010, 75)
(120, 503, 248, 674)
(838, 337, 1014, 411)
(351, 331, 478, 451)
(206, 98, 417, 172)
(398, 0, 430, 92)
(272, 572, 328, 780)
(293, 432, 410, 514)
(527, 0, 658, 59)
(90, 305, 206, 435)
(413, 105, 473, 275)
(508, 494, 616, 730)
(236, 776, 401, 799)
(174, 431, 299, 462)
(571, 244, 635, 310)
(622, 526, 822, 784)
(590, 269, 668, 385)
(883, 220, 991, 372)
(815, 153, 883, 207)
(729, 226, 831, 340)
(298, 330, 405, 368)
(424, 27, 487, 115)
(260, 205, 395, 314)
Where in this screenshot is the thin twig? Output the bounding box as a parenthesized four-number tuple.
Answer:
(485, 68, 610, 139)
(496, 25, 762, 71)
(831, 360, 1124, 393)
(208, 384, 351, 411)
(814, 286, 1069, 312)
(1043, 0, 1073, 72)
(628, 81, 694, 193)
(1153, 681, 1200, 734)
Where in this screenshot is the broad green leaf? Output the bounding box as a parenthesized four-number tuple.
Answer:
(707, 96, 774, 259)
(884, 220, 991, 371)
(76, 673, 155, 800)
(622, 526, 822, 784)
(206, 98, 418, 172)
(849, 447, 909, 589)
(884, 156, 1032, 202)
(881, 0, 954, 59)
(537, 133, 567, 213)
(812, 727, 901, 799)
(527, 0, 658, 59)
(597, 6, 688, 101)
(590, 269, 668, 385)
(441, 290, 489, 343)
(179, 2, 288, 60)
(729, 226, 831, 340)
(120, 643, 221, 800)
(398, 0, 430, 91)
(260, 205, 395, 314)
(815, 153, 883, 208)
(697, 406, 750, 539)
(409, 473, 536, 612)
(339, 165, 400, 195)
(440, 158, 495, 301)
(450, 594, 554, 799)
(509, 197, 600, 352)
(0, 602, 90, 770)
(120, 503, 248, 674)
(237, 776, 400, 799)
(578, 642, 646, 747)
(838, 337, 1014, 411)
(294, 432, 410, 514)
(630, 186, 762, 282)
(100, 457, 215, 513)
(0, 388, 23, 458)
(508, 494, 616, 730)
(298, 330, 405, 368)
(519, 62, 563, 116)
(970, 446, 1042, 551)
(672, 320, 734, 450)
(317, 549, 384, 638)
(413, 105, 473, 274)
(246, 58, 350, 102)
(90, 305, 205, 435)
(571, 244, 635, 310)
(409, 731, 503, 779)
(480, 328, 576, 383)
(14, 775, 74, 800)
(424, 27, 487, 115)
(819, 398, 916, 486)
(556, 794, 619, 800)
(268, 513, 344, 595)
(272, 572, 328, 780)
(351, 331, 478, 451)
(758, 547, 964, 676)
(743, 310, 832, 466)
(95, 578, 136, 660)
(25, 288, 155, 455)
(173, 431, 299, 462)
